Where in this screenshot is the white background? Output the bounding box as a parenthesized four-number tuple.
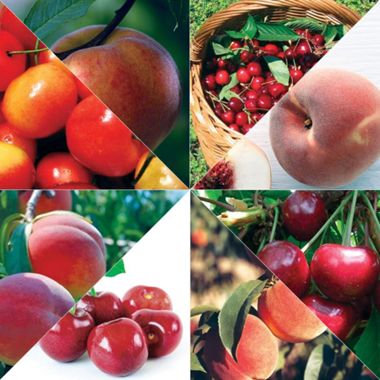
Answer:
(5, 192, 190, 380)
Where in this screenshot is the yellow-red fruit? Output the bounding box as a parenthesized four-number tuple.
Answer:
(0, 142, 35, 188)
(19, 190, 72, 215)
(258, 281, 326, 343)
(203, 315, 279, 380)
(2, 63, 78, 138)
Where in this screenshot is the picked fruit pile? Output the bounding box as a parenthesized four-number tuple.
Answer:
(201, 15, 344, 134)
(40, 285, 183, 377)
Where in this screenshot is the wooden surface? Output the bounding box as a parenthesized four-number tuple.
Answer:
(246, 2, 380, 190)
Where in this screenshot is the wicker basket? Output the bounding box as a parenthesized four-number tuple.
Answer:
(190, 0, 361, 167)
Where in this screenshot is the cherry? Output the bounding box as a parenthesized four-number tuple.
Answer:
(295, 40, 312, 56)
(215, 70, 230, 85)
(87, 318, 148, 376)
(203, 74, 216, 90)
(245, 99, 257, 112)
(241, 123, 255, 134)
(251, 76, 265, 91)
(230, 41, 242, 50)
(229, 124, 240, 132)
(282, 191, 327, 241)
(252, 112, 264, 123)
(230, 85, 241, 94)
(311, 244, 380, 302)
(132, 309, 182, 358)
(237, 68, 251, 84)
(295, 29, 313, 40)
(77, 291, 124, 325)
(228, 97, 244, 112)
(221, 110, 235, 125)
(284, 48, 295, 60)
(257, 94, 273, 110)
(263, 43, 280, 56)
(258, 241, 311, 297)
(122, 285, 172, 317)
(268, 83, 287, 99)
(247, 62, 263, 77)
(240, 50, 252, 63)
(251, 39, 260, 48)
(289, 67, 304, 84)
(373, 281, 380, 313)
(226, 62, 237, 73)
(217, 59, 227, 69)
(301, 53, 318, 70)
(312, 34, 325, 46)
(40, 309, 94, 362)
(246, 90, 258, 101)
(302, 294, 359, 341)
(235, 112, 249, 126)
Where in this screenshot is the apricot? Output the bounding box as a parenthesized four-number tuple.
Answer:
(53, 26, 181, 149)
(2, 63, 78, 138)
(19, 190, 72, 215)
(0, 142, 35, 188)
(257, 281, 326, 343)
(28, 213, 106, 298)
(270, 68, 380, 187)
(0, 273, 74, 365)
(35, 152, 93, 188)
(202, 315, 279, 380)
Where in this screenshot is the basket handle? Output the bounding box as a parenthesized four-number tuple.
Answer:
(191, 0, 360, 62)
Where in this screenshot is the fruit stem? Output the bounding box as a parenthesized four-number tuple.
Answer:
(342, 190, 358, 246)
(56, 0, 137, 60)
(24, 190, 55, 222)
(302, 192, 354, 253)
(360, 191, 380, 234)
(7, 47, 48, 56)
(197, 196, 236, 211)
(269, 206, 279, 242)
(217, 208, 265, 228)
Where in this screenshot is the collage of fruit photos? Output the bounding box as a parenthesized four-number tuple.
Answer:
(1, 0, 380, 379)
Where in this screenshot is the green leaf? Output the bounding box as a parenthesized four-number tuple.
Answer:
(354, 308, 380, 377)
(4, 223, 32, 275)
(218, 280, 266, 360)
(323, 25, 338, 44)
(25, 0, 95, 40)
(304, 344, 334, 380)
(241, 15, 257, 39)
(284, 18, 325, 33)
(219, 73, 239, 100)
(212, 42, 232, 56)
(256, 23, 300, 42)
(191, 305, 220, 317)
(0, 192, 7, 209)
(225, 30, 246, 39)
(106, 258, 126, 277)
(191, 352, 206, 373)
(263, 56, 290, 86)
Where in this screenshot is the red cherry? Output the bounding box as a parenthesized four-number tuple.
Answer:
(226, 62, 237, 73)
(312, 34, 325, 46)
(295, 29, 312, 40)
(277, 51, 285, 60)
(263, 43, 280, 56)
(268, 83, 287, 99)
(252, 112, 264, 123)
(76, 291, 124, 325)
(251, 39, 260, 48)
(203, 74, 216, 90)
(302, 295, 359, 340)
(245, 99, 257, 113)
(40, 309, 95, 362)
(230, 85, 241, 94)
(230, 41, 242, 50)
(258, 241, 311, 297)
(215, 70, 230, 85)
(247, 62, 263, 77)
(241, 123, 255, 134)
(295, 40, 312, 56)
(87, 318, 148, 376)
(237, 68, 251, 84)
(282, 191, 327, 241)
(289, 67, 304, 84)
(221, 110, 235, 125)
(310, 244, 380, 302)
(235, 112, 249, 126)
(257, 94, 273, 110)
(217, 59, 227, 69)
(240, 50, 252, 63)
(284, 48, 295, 60)
(245, 90, 258, 101)
(229, 124, 240, 132)
(228, 97, 244, 112)
(122, 285, 172, 317)
(251, 76, 265, 91)
(132, 309, 182, 358)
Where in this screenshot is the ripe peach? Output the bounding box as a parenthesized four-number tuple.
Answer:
(0, 273, 74, 365)
(2, 63, 78, 138)
(19, 190, 72, 215)
(28, 213, 106, 298)
(0, 142, 35, 188)
(258, 281, 326, 342)
(202, 315, 279, 380)
(270, 68, 380, 187)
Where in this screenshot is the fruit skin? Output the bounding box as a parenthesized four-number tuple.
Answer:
(122, 285, 172, 317)
(302, 294, 359, 341)
(66, 96, 145, 177)
(202, 315, 279, 380)
(28, 213, 106, 298)
(0, 30, 26, 91)
(2, 63, 78, 139)
(53, 26, 181, 149)
(36, 152, 93, 189)
(258, 241, 311, 297)
(270, 68, 380, 187)
(19, 190, 72, 215)
(0, 142, 35, 189)
(0, 273, 74, 365)
(39, 309, 95, 362)
(282, 191, 327, 241)
(310, 244, 380, 302)
(77, 291, 124, 324)
(258, 281, 326, 342)
(0, 123, 36, 162)
(87, 318, 148, 377)
(132, 309, 182, 358)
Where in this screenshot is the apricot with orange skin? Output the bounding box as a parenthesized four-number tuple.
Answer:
(19, 190, 72, 215)
(258, 281, 326, 343)
(0, 142, 35, 188)
(2, 63, 78, 138)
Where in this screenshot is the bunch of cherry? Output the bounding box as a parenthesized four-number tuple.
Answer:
(257, 191, 380, 342)
(40, 285, 183, 377)
(202, 29, 328, 134)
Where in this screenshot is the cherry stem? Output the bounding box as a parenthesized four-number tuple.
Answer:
(302, 192, 354, 253)
(342, 190, 358, 246)
(197, 196, 236, 211)
(25, 190, 55, 222)
(7, 47, 48, 56)
(56, 0, 137, 60)
(358, 222, 376, 251)
(269, 206, 279, 243)
(360, 191, 380, 234)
